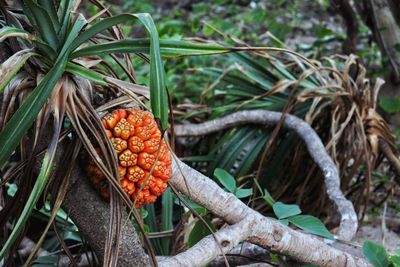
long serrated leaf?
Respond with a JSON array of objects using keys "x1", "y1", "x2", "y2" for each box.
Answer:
[
  {"x1": 161, "y1": 187, "x2": 173, "y2": 255},
  {"x1": 237, "y1": 133, "x2": 268, "y2": 177},
  {"x1": 57, "y1": 0, "x2": 73, "y2": 40},
  {"x1": 230, "y1": 52, "x2": 277, "y2": 89},
  {"x1": 65, "y1": 62, "x2": 107, "y2": 86},
  {"x1": 37, "y1": 0, "x2": 61, "y2": 33},
  {"x1": 210, "y1": 127, "x2": 257, "y2": 173},
  {"x1": 144, "y1": 205, "x2": 164, "y2": 254},
  {"x1": 23, "y1": 0, "x2": 60, "y2": 51},
  {"x1": 0, "y1": 26, "x2": 34, "y2": 42},
  {"x1": 137, "y1": 13, "x2": 168, "y2": 130},
  {"x1": 71, "y1": 38, "x2": 229, "y2": 58},
  {"x1": 71, "y1": 13, "x2": 168, "y2": 129},
  {"x1": 0, "y1": 59, "x2": 66, "y2": 169},
  {"x1": 0, "y1": 49, "x2": 36, "y2": 94},
  {"x1": 0, "y1": 15, "x2": 86, "y2": 169},
  {"x1": 0, "y1": 151, "x2": 56, "y2": 259}
]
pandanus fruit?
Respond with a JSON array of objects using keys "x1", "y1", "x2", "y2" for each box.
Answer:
[{"x1": 87, "y1": 107, "x2": 171, "y2": 208}]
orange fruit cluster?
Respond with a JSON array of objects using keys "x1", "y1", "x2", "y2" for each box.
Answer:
[{"x1": 87, "y1": 108, "x2": 171, "y2": 208}]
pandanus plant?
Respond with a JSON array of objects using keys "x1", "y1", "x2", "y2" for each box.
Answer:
[
  {"x1": 0, "y1": 0, "x2": 229, "y2": 265},
  {"x1": 182, "y1": 46, "x2": 398, "y2": 218}
]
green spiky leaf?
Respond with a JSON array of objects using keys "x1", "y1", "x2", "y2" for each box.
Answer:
[
  {"x1": 0, "y1": 49, "x2": 36, "y2": 94},
  {"x1": 71, "y1": 38, "x2": 229, "y2": 58},
  {"x1": 0, "y1": 151, "x2": 56, "y2": 259}
]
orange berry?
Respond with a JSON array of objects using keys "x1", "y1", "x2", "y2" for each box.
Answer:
[
  {"x1": 102, "y1": 113, "x2": 119, "y2": 130},
  {"x1": 128, "y1": 136, "x2": 144, "y2": 153},
  {"x1": 119, "y1": 149, "x2": 137, "y2": 167},
  {"x1": 111, "y1": 138, "x2": 128, "y2": 154},
  {"x1": 137, "y1": 152, "x2": 156, "y2": 171},
  {"x1": 126, "y1": 166, "x2": 145, "y2": 182},
  {"x1": 111, "y1": 109, "x2": 127, "y2": 120},
  {"x1": 113, "y1": 119, "x2": 135, "y2": 140},
  {"x1": 153, "y1": 161, "x2": 170, "y2": 180},
  {"x1": 119, "y1": 166, "x2": 126, "y2": 179},
  {"x1": 146, "y1": 176, "x2": 167, "y2": 196},
  {"x1": 143, "y1": 138, "x2": 160, "y2": 154}
]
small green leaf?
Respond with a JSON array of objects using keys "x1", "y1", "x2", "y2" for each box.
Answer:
[
  {"x1": 254, "y1": 179, "x2": 275, "y2": 206},
  {"x1": 288, "y1": 215, "x2": 334, "y2": 240},
  {"x1": 214, "y1": 168, "x2": 236, "y2": 193},
  {"x1": 395, "y1": 248, "x2": 400, "y2": 256},
  {"x1": 390, "y1": 255, "x2": 400, "y2": 267},
  {"x1": 379, "y1": 96, "x2": 400, "y2": 113},
  {"x1": 235, "y1": 188, "x2": 253, "y2": 198},
  {"x1": 173, "y1": 195, "x2": 204, "y2": 210},
  {"x1": 6, "y1": 183, "x2": 17, "y2": 197},
  {"x1": 263, "y1": 189, "x2": 275, "y2": 206},
  {"x1": 279, "y1": 219, "x2": 289, "y2": 226},
  {"x1": 363, "y1": 241, "x2": 390, "y2": 267},
  {"x1": 273, "y1": 201, "x2": 301, "y2": 219}
]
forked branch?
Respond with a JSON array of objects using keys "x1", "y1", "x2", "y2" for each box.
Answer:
[
  {"x1": 174, "y1": 110, "x2": 358, "y2": 241},
  {"x1": 161, "y1": 158, "x2": 368, "y2": 267}
]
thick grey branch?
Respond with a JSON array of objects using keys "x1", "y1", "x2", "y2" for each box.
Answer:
[
  {"x1": 174, "y1": 110, "x2": 357, "y2": 241},
  {"x1": 167, "y1": 158, "x2": 368, "y2": 266},
  {"x1": 159, "y1": 218, "x2": 253, "y2": 267}
]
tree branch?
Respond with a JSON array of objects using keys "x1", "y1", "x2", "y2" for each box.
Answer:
[
  {"x1": 174, "y1": 110, "x2": 358, "y2": 241},
  {"x1": 330, "y1": 0, "x2": 359, "y2": 54},
  {"x1": 164, "y1": 158, "x2": 368, "y2": 267}
]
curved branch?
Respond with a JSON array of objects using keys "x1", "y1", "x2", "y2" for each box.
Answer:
[
  {"x1": 166, "y1": 158, "x2": 368, "y2": 266},
  {"x1": 160, "y1": 159, "x2": 368, "y2": 267},
  {"x1": 159, "y1": 218, "x2": 253, "y2": 266},
  {"x1": 174, "y1": 110, "x2": 358, "y2": 241}
]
